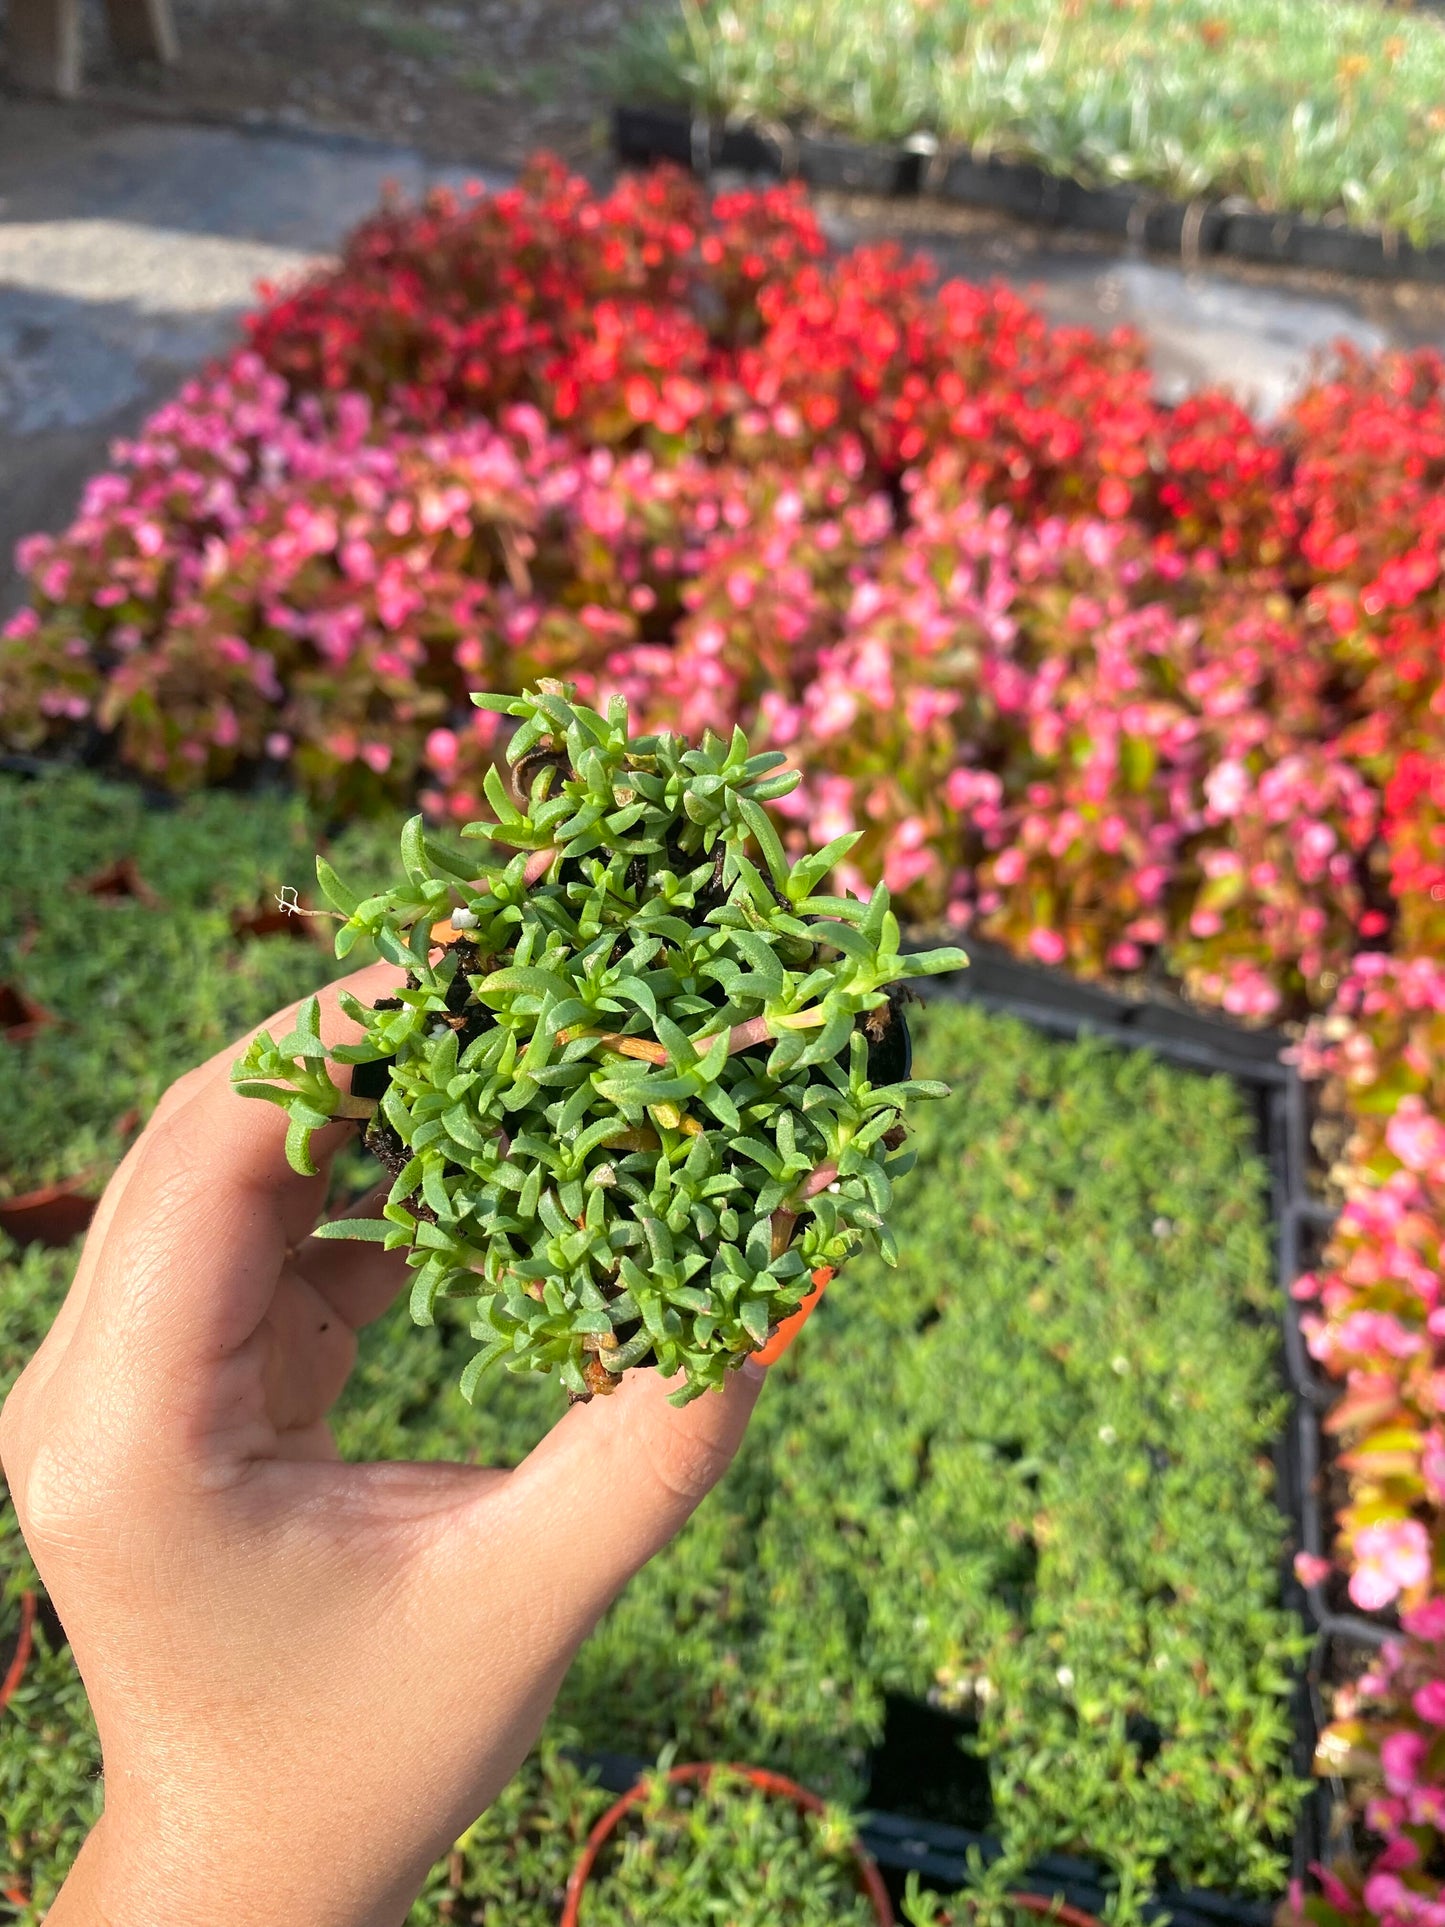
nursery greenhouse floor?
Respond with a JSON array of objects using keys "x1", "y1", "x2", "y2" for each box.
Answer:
[{"x1": 0, "y1": 782, "x2": 1310, "y2": 1917}]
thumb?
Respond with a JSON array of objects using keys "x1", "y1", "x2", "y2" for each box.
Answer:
[{"x1": 508, "y1": 1358, "x2": 767, "y2": 1618}]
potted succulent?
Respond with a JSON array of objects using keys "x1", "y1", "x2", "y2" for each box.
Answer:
[
  {"x1": 234, "y1": 682, "x2": 965, "y2": 1405},
  {"x1": 561, "y1": 1759, "x2": 894, "y2": 1925}
]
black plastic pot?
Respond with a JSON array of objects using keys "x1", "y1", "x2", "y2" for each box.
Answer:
[
  {"x1": 611, "y1": 103, "x2": 1445, "y2": 285},
  {"x1": 797, "y1": 133, "x2": 923, "y2": 198}
]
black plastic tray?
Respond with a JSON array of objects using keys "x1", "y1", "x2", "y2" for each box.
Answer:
[
  {"x1": 575, "y1": 942, "x2": 1385, "y2": 1919},
  {"x1": 909, "y1": 950, "x2": 1390, "y2": 1909},
  {"x1": 614, "y1": 103, "x2": 1445, "y2": 285}
]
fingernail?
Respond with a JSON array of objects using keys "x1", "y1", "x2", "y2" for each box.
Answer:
[{"x1": 742, "y1": 1355, "x2": 769, "y2": 1383}]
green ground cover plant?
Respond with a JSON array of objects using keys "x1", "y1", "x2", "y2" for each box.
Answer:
[
  {"x1": 236, "y1": 685, "x2": 963, "y2": 1406},
  {"x1": 0, "y1": 771, "x2": 396, "y2": 1200},
  {"x1": 900, "y1": 1870, "x2": 1070, "y2": 1927},
  {"x1": 573, "y1": 1764, "x2": 880, "y2": 1925},
  {"x1": 0, "y1": 1001, "x2": 1306, "y2": 1917},
  {"x1": 617, "y1": 0, "x2": 1445, "y2": 241},
  {"x1": 0, "y1": 1239, "x2": 101, "y2": 1917}
]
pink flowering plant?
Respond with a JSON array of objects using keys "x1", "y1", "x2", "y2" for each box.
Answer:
[{"x1": 6, "y1": 157, "x2": 1445, "y2": 1910}]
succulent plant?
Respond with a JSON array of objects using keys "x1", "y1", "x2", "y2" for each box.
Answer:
[{"x1": 233, "y1": 684, "x2": 964, "y2": 1405}]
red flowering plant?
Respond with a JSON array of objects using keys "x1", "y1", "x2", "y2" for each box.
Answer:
[{"x1": 6, "y1": 158, "x2": 1445, "y2": 1912}]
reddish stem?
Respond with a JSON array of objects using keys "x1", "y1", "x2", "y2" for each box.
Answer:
[
  {"x1": 798, "y1": 1161, "x2": 839, "y2": 1200},
  {"x1": 0, "y1": 1591, "x2": 36, "y2": 1717}
]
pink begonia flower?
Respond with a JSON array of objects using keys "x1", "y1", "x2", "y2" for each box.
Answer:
[
  {"x1": 265, "y1": 733, "x2": 292, "y2": 760},
  {"x1": 2, "y1": 606, "x2": 40, "y2": 640},
  {"x1": 360, "y1": 743, "x2": 393, "y2": 775},
  {"x1": 808, "y1": 684, "x2": 859, "y2": 739},
  {"x1": 14, "y1": 532, "x2": 52, "y2": 573},
  {"x1": 1221, "y1": 967, "x2": 1282, "y2": 1021},
  {"x1": 425, "y1": 728, "x2": 459, "y2": 770},
  {"x1": 1410, "y1": 1587, "x2": 1445, "y2": 1634},
  {"x1": 1413, "y1": 1679, "x2": 1445, "y2": 1726},
  {"x1": 1204, "y1": 758, "x2": 1250, "y2": 818},
  {"x1": 758, "y1": 690, "x2": 802, "y2": 747},
  {"x1": 1364, "y1": 1871, "x2": 1445, "y2": 1927},
  {"x1": 810, "y1": 777, "x2": 857, "y2": 847},
  {"x1": 906, "y1": 685, "x2": 957, "y2": 735},
  {"x1": 1381, "y1": 1728, "x2": 1429, "y2": 1795},
  {"x1": 885, "y1": 846, "x2": 936, "y2": 894},
  {"x1": 1387, "y1": 1096, "x2": 1445, "y2": 1179},
  {"x1": 1423, "y1": 1430, "x2": 1445, "y2": 1503},
  {"x1": 1316, "y1": 1868, "x2": 1359, "y2": 1914},
  {"x1": 1029, "y1": 928, "x2": 1067, "y2": 966},
  {"x1": 1350, "y1": 1519, "x2": 1432, "y2": 1611},
  {"x1": 1293, "y1": 1552, "x2": 1332, "y2": 1589},
  {"x1": 1314, "y1": 1310, "x2": 1424, "y2": 1363}
]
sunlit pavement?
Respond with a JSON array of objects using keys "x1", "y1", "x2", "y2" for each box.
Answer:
[{"x1": 0, "y1": 97, "x2": 497, "y2": 609}]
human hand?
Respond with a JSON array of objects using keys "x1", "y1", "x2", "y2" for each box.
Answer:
[{"x1": 0, "y1": 964, "x2": 768, "y2": 1927}]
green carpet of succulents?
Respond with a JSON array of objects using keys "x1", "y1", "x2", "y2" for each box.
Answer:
[
  {"x1": 0, "y1": 773, "x2": 1308, "y2": 1920},
  {"x1": 0, "y1": 770, "x2": 402, "y2": 1199}
]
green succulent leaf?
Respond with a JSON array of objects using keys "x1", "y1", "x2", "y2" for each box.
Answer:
[{"x1": 233, "y1": 683, "x2": 962, "y2": 1404}]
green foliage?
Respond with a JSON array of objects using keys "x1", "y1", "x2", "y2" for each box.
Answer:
[
  {"x1": 0, "y1": 1004, "x2": 1306, "y2": 1915},
  {"x1": 326, "y1": 1001, "x2": 1306, "y2": 1910},
  {"x1": 0, "y1": 771, "x2": 393, "y2": 1196},
  {"x1": 617, "y1": 0, "x2": 1445, "y2": 243},
  {"x1": 576, "y1": 1765, "x2": 879, "y2": 1926},
  {"x1": 407, "y1": 1735, "x2": 612, "y2": 1927},
  {"x1": 547, "y1": 1003, "x2": 1310, "y2": 1905},
  {"x1": 235, "y1": 686, "x2": 963, "y2": 1405},
  {"x1": 0, "y1": 1239, "x2": 97, "y2": 1916},
  {"x1": 0, "y1": 1598, "x2": 102, "y2": 1921},
  {"x1": 900, "y1": 1867, "x2": 1060, "y2": 1927}
]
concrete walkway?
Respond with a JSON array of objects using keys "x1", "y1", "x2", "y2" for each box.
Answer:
[
  {"x1": 0, "y1": 98, "x2": 498, "y2": 606},
  {"x1": 2, "y1": 95, "x2": 1443, "y2": 609}
]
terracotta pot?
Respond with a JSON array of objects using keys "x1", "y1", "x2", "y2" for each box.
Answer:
[
  {"x1": 754, "y1": 1265, "x2": 835, "y2": 1367},
  {"x1": 945, "y1": 1896, "x2": 1105, "y2": 1927},
  {"x1": 561, "y1": 1760, "x2": 894, "y2": 1927},
  {"x1": 0, "y1": 1174, "x2": 100, "y2": 1248},
  {"x1": 75, "y1": 857, "x2": 160, "y2": 907},
  {"x1": 0, "y1": 1108, "x2": 142, "y2": 1248},
  {"x1": 0, "y1": 983, "x2": 53, "y2": 1046},
  {"x1": 0, "y1": 1590, "x2": 37, "y2": 1718}
]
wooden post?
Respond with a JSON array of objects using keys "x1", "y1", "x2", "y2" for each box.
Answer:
[
  {"x1": 101, "y1": 0, "x2": 180, "y2": 65},
  {"x1": 6, "y1": 0, "x2": 84, "y2": 97}
]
